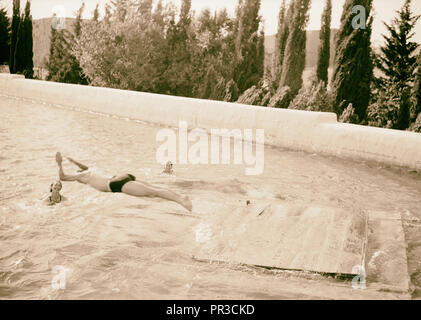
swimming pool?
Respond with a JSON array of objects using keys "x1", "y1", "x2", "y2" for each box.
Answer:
[{"x1": 1, "y1": 94, "x2": 420, "y2": 299}]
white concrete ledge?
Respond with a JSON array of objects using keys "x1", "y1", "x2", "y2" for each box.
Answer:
[{"x1": 1, "y1": 74, "x2": 421, "y2": 171}]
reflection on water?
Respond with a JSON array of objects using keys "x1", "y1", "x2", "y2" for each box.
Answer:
[{"x1": 1, "y1": 94, "x2": 421, "y2": 299}]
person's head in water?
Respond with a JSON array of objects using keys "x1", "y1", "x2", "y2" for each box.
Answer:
[
  {"x1": 49, "y1": 181, "x2": 63, "y2": 204},
  {"x1": 50, "y1": 181, "x2": 62, "y2": 193},
  {"x1": 163, "y1": 161, "x2": 174, "y2": 174}
]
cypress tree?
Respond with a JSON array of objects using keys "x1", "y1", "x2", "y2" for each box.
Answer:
[
  {"x1": 272, "y1": 0, "x2": 287, "y2": 86},
  {"x1": 233, "y1": 0, "x2": 263, "y2": 93},
  {"x1": 14, "y1": 1, "x2": 33, "y2": 78},
  {"x1": 13, "y1": 13, "x2": 25, "y2": 74},
  {"x1": 9, "y1": 0, "x2": 20, "y2": 74},
  {"x1": 74, "y1": 2, "x2": 85, "y2": 38},
  {"x1": 332, "y1": 0, "x2": 373, "y2": 121},
  {"x1": 46, "y1": 26, "x2": 58, "y2": 80},
  {"x1": 376, "y1": 0, "x2": 419, "y2": 91},
  {"x1": 279, "y1": 0, "x2": 311, "y2": 97},
  {"x1": 256, "y1": 27, "x2": 265, "y2": 80},
  {"x1": 104, "y1": 3, "x2": 112, "y2": 25},
  {"x1": 412, "y1": 52, "x2": 421, "y2": 122},
  {"x1": 397, "y1": 87, "x2": 411, "y2": 130},
  {"x1": 92, "y1": 3, "x2": 100, "y2": 22},
  {"x1": 0, "y1": 7, "x2": 10, "y2": 65},
  {"x1": 24, "y1": 1, "x2": 33, "y2": 78},
  {"x1": 316, "y1": 0, "x2": 332, "y2": 86},
  {"x1": 164, "y1": 0, "x2": 195, "y2": 97},
  {"x1": 46, "y1": 2, "x2": 87, "y2": 84}
]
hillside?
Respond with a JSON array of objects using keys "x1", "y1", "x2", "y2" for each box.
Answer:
[{"x1": 264, "y1": 29, "x2": 338, "y2": 71}]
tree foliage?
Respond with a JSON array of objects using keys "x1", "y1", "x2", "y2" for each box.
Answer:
[
  {"x1": 376, "y1": 0, "x2": 419, "y2": 91},
  {"x1": 9, "y1": 0, "x2": 20, "y2": 74},
  {"x1": 47, "y1": 3, "x2": 87, "y2": 84},
  {"x1": 279, "y1": 0, "x2": 311, "y2": 97},
  {"x1": 14, "y1": 0, "x2": 33, "y2": 78},
  {"x1": 371, "y1": 0, "x2": 419, "y2": 131},
  {"x1": 289, "y1": 81, "x2": 333, "y2": 112},
  {"x1": 332, "y1": 0, "x2": 373, "y2": 121},
  {"x1": 411, "y1": 52, "x2": 421, "y2": 123},
  {"x1": 339, "y1": 103, "x2": 360, "y2": 124},
  {"x1": 233, "y1": 0, "x2": 264, "y2": 94},
  {"x1": 271, "y1": 0, "x2": 289, "y2": 89},
  {"x1": 367, "y1": 85, "x2": 400, "y2": 129},
  {"x1": 316, "y1": 0, "x2": 332, "y2": 85},
  {"x1": 0, "y1": 7, "x2": 10, "y2": 65}
]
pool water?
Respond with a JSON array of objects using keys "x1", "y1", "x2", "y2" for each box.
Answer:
[{"x1": 1, "y1": 94, "x2": 420, "y2": 299}]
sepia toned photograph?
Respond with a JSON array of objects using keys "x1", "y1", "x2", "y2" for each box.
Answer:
[{"x1": 0, "y1": 0, "x2": 420, "y2": 304}]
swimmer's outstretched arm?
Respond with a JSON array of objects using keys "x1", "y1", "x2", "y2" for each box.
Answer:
[
  {"x1": 56, "y1": 152, "x2": 86, "y2": 182},
  {"x1": 66, "y1": 156, "x2": 89, "y2": 172}
]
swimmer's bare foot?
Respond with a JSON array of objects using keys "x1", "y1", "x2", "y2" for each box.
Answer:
[{"x1": 181, "y1": 196, "x2": 193, "y2": 212}]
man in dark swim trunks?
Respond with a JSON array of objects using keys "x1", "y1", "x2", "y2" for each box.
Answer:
[{"x1": 55, "y1": 152, "x2": 192, "y2": 211}]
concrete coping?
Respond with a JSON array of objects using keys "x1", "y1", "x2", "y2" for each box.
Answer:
[{"x1": 1, "y1": 76, "x2": 420, "y2": 172}]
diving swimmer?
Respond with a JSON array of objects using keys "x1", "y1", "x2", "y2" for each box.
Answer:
[{"x1": 55, "y1": 152, "x2": 192, "y2": 211}]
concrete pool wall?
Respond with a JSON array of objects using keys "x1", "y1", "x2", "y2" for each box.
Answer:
[{"x1": 1, "y1": 73, "x2": 421, "y2": 171}]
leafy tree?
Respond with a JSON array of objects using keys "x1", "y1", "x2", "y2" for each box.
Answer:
[
  {"x1": 332, "y1": 0, "x2": 373, "y2": 121},
  {"x1": 196, "y1": 8, "x2": 236, "y2": 99},
  {"x1": 73, "y1": 0, "x2": 177, "y2": 92},
  {"x1": 9, "y1": 0, "x2": 20, "y2": 74},
  {"x1": 0, "y1": 7, "x2": 10, "y2": 65},
  {"x1": 316, "y1": 0, "x2": 332, "y2": 86},
  {"x1": 279, "y1": 0, "x2": 312, "y2": 97},
  {"x1": 163, "y1": 0, "x2": 200, "y2": 97}
]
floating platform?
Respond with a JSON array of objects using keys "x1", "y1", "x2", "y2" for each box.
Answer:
[
  {"x1": 192, "y1": 202, "x2": 411, "y2": 296},
  {"x1": 193, "y1": 202, "x2": 368, "y2": 276},
  {"x1": 365, "y1": 211, "x2": 410, "y2": 293}
]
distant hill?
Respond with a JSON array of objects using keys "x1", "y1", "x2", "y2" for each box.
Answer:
[
  {"x1": 33, "y1": 17, "x2": 77, "y2": 68},
  {"x1": 264, "y1": 29, "x2": 339, "y2": 71}
]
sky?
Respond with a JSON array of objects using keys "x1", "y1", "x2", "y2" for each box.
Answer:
[{"x1": 1, "y1": 0, "x2": 420, "y2": 45}]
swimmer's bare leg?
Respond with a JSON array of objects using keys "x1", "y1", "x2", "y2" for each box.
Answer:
[{"x1": 122, "y1": 181, "x2": 193, "y2": 212}]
